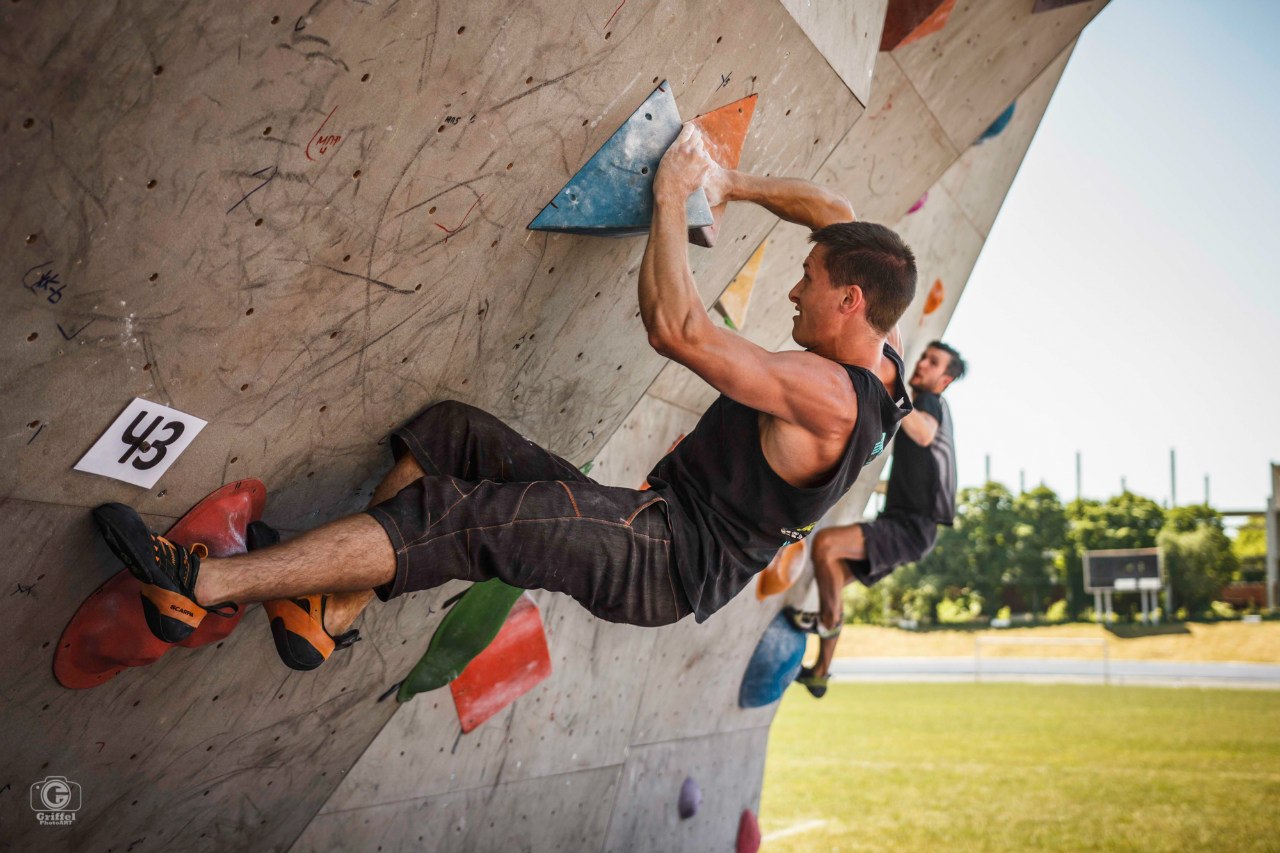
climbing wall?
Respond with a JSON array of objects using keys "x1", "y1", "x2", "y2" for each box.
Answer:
[{"x1": 0, "y1": 1, "x2": 1105, "y2": 851}]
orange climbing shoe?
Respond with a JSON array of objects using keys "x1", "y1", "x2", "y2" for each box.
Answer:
[
  {"x1": 249, "y1": 522, "x2": 360, "y2": 672},
  {"x1": 264, "y1": 595, "x2": 361, "y2": 671},
  {"x1": 92, "y1": 503, "x2": 238, "y2": 643}
]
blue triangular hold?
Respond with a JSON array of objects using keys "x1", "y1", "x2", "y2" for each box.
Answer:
[{"x1": 528, "y1": 80, "x2": 714, "y2": 237}]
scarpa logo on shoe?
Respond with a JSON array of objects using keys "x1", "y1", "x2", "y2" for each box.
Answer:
[{"x1": 30, "y1": 775, "x2": 81, "y2": 826}]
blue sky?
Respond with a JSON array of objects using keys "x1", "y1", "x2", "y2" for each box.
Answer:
[{"x1": 944, "y1": 0, "x2": 1280, "y2": 511}]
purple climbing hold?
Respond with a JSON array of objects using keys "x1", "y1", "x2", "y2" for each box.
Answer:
[
  {"x1": 907, "y1": 191, "x2": 928, "y2": 214},
  {"x1": 678, "y1": 776, "x2": 702, "y2": 819}
]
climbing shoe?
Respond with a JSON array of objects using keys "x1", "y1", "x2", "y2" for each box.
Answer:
[
  {"x1": 252, "y1": 521, "x2": 361, "y2": 672},
  {"x1": 782, "y1": 606, "x2": 843, "y2": 640},
  {"x1": 795, "y1": 665, "x2": 829, "y2": 699},
  {"x1": 92, "y1": 502, "x2": 237, "y2": 644},
  {"x1": 264, "y1": 595, "x2": 361, "y2": 671}
]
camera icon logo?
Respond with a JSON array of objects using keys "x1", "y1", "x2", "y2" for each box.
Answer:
[{"x1": 30, "y1": 776, "x2": 81, "y2": 825}]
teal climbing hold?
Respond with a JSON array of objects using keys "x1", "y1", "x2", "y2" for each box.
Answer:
[
  {"x1": 527, "y1": 80, "x2": 714, "y2": 237},
  {"x1": 398, "y1": 579, "x2": 524, "y2": 701},
  {"x1": 977, "y1": 102, "x2": 1016, "y2": 143}
]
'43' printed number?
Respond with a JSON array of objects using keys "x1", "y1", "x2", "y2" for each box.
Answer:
[{"x1": 118, "y1": 411, "x2": 186, "y2": 470}]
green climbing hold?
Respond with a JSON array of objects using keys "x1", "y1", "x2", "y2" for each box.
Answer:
[{"x1": 398, "y1": 579, "x2": 524, "y2": 702}]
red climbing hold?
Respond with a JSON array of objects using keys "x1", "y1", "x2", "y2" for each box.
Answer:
[
  {"x1": 449, "y1": 593, "x2": 552, "y2": 732},
  {"x1": 907, "y1": 191, "x2": 928, "y2": 214},
  {"x1": 736, "y1": 808, "x2": 761, "y2": 853},
  {"x1": 688, "y1": 93, "x2": 758, "y2": 248},
  {"x1": 881, "y1": 0, "x2": 956, "y2": 51},
  {"x1": 53, "y1": 479, "x2": 266, "y2": 689}
]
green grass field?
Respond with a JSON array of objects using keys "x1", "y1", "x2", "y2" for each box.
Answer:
[{"x1": 760, "y1": 683, "x2": 1280, "y2": 853}]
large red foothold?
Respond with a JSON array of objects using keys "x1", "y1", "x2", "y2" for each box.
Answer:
[
  {"x1": 756, "y1": 540, "x2": 806, "y2": 600},
  {"x1": 736, "y1": 808, "x2": 761, "y2": 853},
  {"x1": 449, "y1": 594, "x2": 552, "y2": 733},
  {"x1": 688, "y1": 94, "x2": 758, "y2": 248},
  {"x1": 53, "y1": 479, "x2": 266, "y2": 689},
  {"x1": 880, "y1": 0, "x2": 956, "y2": 51}
]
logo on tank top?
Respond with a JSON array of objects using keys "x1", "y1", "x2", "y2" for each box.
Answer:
[
  {"x1": 780, "y1": 521, "x2": 816, "y2": 542},
  {"x1": 866, "y1": 432, "x2": 886, "y2": 464}
]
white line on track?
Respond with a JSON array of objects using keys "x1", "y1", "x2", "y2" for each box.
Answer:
[{"x1": 761, "y1": 818, "x2": 829, "y2": 843}]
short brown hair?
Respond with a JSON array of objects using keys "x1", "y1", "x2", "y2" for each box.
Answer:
[{"x1": 808, "y1": 222, "x2": 916, "y2": 333}]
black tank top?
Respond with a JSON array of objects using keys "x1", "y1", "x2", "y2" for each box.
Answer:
[{"x1": 647, "y1": 345, "x2": 911, "y2": 621}]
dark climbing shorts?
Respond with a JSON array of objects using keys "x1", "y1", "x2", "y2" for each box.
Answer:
[
  {"x1": 846, "y1": 510, "x2": 938, "y2": 587},
  {"x1": 365, "y1": 401, "x2": 692, "y2": 627}
]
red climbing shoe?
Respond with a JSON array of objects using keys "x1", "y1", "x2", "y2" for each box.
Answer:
[
  {"x1": 251, "y1": 521, "x2": 360, "y2": 671},
  {"x1": 92, "y1": 502, "x2": 237, "y2": 643}
]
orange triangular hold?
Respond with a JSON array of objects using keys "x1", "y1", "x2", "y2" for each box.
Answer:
[
  {"x1": 688, "y1": 94, "x2": 758, "y2": 248},
  {"x1": 715, "y1": 241, "x2": 767, "y2": 330},
  {"x1": 449, "y1": 594, "x2": 552, "y2": 733},
  {"x1": 756, "y1": 540, "x2": 806, "y2": 600}
]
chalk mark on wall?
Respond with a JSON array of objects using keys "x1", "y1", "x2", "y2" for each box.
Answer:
[{"x1": 227, "y1": 166, "x2": 278, "y2": 214}]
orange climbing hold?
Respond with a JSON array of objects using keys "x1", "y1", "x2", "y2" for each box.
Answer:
[
  {"x1": 688, "y1": 93, "x2": 758, "y2": 248},
  {"x1": 53, "y1": 479, "x2": 266, "y2": 689},
  {"x1": 922, "y1": 278, "x2": 945, "y2": 317},
  {"x1": 756, "y1": 540, "x2": 806, "y2": 600},
  {"x1": 449, "y1": 594, "x2": 552, "y2": 733}
]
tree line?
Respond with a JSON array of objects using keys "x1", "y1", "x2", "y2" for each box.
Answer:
[{"x1": 845, "y1": 482, "x2": 1262, "y2": 625}]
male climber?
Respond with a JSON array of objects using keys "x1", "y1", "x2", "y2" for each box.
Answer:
[
  {"x1": 90, "y1": 123, "x2": 916, "y2": 672},
  {"x1": 795, "y1": 341, "x2": 964, "y2": 697}
]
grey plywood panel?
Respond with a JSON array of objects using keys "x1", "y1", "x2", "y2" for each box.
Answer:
[
  {"x1": 591, "y1": 393, "x2": 704, "y2": 490},
  {"x1": 630, "y1": 583, "x2": 781, "y2": 745},
  {"x1": 816, "y1": 54, "x2": 958, "y2": 226},
  {"x1": 0, "y1": 496, "x2": 470, "y2": 853},
  {"x1": 603, "y1": 726, "x2": 770, "y2": 853},
  {"x1": 1, "y1": 0, "x2": 860, "y2": 530},
  {"x1": 317, "y1": 591, "x2": 656, "y2": 812},
  {"x1": 778, "y1": 0, "x2": 888, "y2": 106},
  {"x1": 939, "y1": 42, "x2": 1074, "y2": 238},
  {"x1": 291, "y1": 765, "x2": 621, "y2": 853},
  {"x1": 890, "y1": 179, "x2": 985, "y2": 345},
  {"x1": 891, "y1": 0, "x2": 1106, "y2": 149}
]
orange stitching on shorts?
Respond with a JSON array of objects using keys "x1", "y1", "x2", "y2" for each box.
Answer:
[
  {"x1": 625, "y1": 497, "x2": 663, "y2": 527},
  {"x1": 511, "y1": 482, "x2": 536, "y2": 522},
  {"x1": 403, "y1": 517, "x2": 672, "y2": 550},
  {"x1": 558, "y1": 481, "x2": 581, "y2": 517}
]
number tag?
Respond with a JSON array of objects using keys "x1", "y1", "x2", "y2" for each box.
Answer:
[{"x1": 75, "y1": 398, "x2": 207, "y2": 488}]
